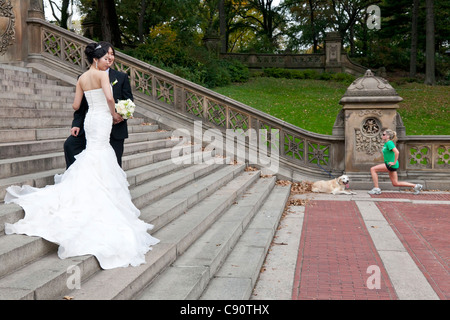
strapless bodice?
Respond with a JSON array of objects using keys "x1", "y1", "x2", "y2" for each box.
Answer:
[{"x1": 83, "y1": 88, "x2": 113, "y2": 150}]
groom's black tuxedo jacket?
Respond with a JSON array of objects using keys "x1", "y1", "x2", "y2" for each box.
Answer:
[{"x1": 72, "y1": 68, "x2": 133, "y2": 140}]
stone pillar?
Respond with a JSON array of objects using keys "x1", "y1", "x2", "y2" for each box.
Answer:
[
  {"x1": 338, "y1": 70, "x2": 404, "y2": 173},
  {"x1": 324, "y1": 32, "x2": 342, "y2": 73},
  {"x1": 203, "y1": 33, "x2": 221, "y2": 57},
  {"x1": 0, "y1": 0, "x2": 43, "y2": 63}
]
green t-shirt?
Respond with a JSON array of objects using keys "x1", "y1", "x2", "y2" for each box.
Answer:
[{"x1": 382, "y1": 140, "x2": 399, "y2": 169}]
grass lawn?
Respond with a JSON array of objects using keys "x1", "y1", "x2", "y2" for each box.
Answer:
[{"x1": 213, "y1": 77, "x2": 450, "y2": 136}]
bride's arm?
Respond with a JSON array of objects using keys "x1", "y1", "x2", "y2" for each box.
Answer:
[
  {"x1": 72, "y1": 81, "x2": 84, "y2": 111},
  {"x1": 101, "y1": 72, "x2": 116, "y2": 116}
]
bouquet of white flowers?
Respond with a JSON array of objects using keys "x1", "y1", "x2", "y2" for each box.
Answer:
[{"x1": 115, "y1": 99, "x2": 136, "y2": 119}]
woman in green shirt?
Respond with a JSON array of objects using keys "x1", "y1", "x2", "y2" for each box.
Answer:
[{"x1": 368, "y1": 129, "x2": 423, "y2": 195}]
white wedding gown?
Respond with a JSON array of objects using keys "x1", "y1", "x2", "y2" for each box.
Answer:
[{"x1": 4, "y1": 88, "x2": 159, "y2": 269}]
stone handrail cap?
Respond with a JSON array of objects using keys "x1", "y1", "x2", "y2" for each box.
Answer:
[{"x1": 339, "y1": 69, "x2": 403, "y2": 104}]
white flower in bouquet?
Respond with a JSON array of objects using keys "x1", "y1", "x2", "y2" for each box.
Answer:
[{"x1": 115, "y1": 99, "x2": 136, "y2": 119}]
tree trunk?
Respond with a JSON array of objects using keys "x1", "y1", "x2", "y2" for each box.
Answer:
[
  {"x1": 97, "y1": 0, "x2": 123, "y2": 49},
  {"x1": 48, "y1": 0, "x2": 70, "y2": 29},
  {"x1": 410, "y1": 0, "x2": 419, "y2": 77},
  {"x1": 219, "y1": 0, "x2": 227, "y2": 53},
  {"x1": 138, "y1": 0, "x2": 148, "y2": 43},
  {"x1": 308, "y1": 0, "x2": 317, "y2": 53},
  {"x1": 425, "y1": 0, "x2": 435, "y2": 85},
  {"x1": 60, "y1": 0, "x2": 69, "y2": 29}
]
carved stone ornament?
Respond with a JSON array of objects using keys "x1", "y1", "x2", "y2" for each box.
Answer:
[
  {"x1": 355, "y1": 118, "x2": 383, "y2": 155},
  {"x1": 358, "y1": 109, "x2": 382, "y2": 117},
  {"x1": 329, "y1": 44, "x2": 338, "y2": 61},
  {"x1": 0, "y1": 0, "x2": 15, "y2": 56},
  {"x1": 339, "y1": 70, "x2": 403, "y2": 104}
]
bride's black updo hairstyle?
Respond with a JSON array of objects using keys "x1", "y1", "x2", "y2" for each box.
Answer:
[{"x1": 85, "y1": 42, "x2": 108, "y2": 64}]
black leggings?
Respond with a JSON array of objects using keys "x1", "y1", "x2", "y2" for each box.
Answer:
[{"x1": 385, "y1": 162, "x2": 398, "y2": 172}]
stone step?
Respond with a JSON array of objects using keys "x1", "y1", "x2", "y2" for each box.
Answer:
[
  {"x1": 0, "y1": 99, "x2": 73, "y2": 110},
  {"x1": 0, "y1": 151, "x2": 205, "y2": 234},
  {"x1": 0, "y1": 85, "x2": 75, "y2": 99},
  {"x1": 136, "y1": 174, "x2": 273, "y2": 300},
  {"x1": 0, "y1": 131, "x2": 171, "y2": 159},
  {"x1": 0, "y1": 249, "x2": 100, "y2": 300},
  {"x1": 0, "y1": 80, "x2": 75, "y2": 93},
  {"x1": 0, "y1": 152, "x2": 66, "y2": 179},
  {"x1": 0, "y1": 165, "x2": 252, "y2": 300},
  {"x1": 0, "y1": 75, "x2": 60, "y2": 87},
  {"x1": 0, "y1": 168, "x2": 63, "y2": 207},
  {"x1": 123, "y1": 137, "x2": 182, "y2": 159},
  {"x1": 0, "y1": 107, "x2": 74, "y2": 119},
  {"x1": 0, "y1": 149, "x2": 200, "y2": 207},
  {"x1": 0, "y1": 160, "x2": 221, "y2": 281},
  {"x1": 126, "y1": 130, "x2": 172, "y2": 144},
  {"x1": 130, "y1": 163, "x2": 221, "y2": 210},
  {"x1": 0, "y1": 118, "x2": 71, "y2": 129},
  {"x1": 200, "y1": 183, "x2": 291, "y2": 300},
  {"x1": 122, "y1": 143, "x2": 201, "y2": 172},
  {"x1": 0, "y1": 142, "x2": 199, "y2": 180},
  {"x1": 0, "y1": 124, "x2": 159, "y2": 143},
  {"x1": 0, "y1": 65, "x2": 61, "y2": 86},
  {"x1": 65, "y1": 166, "x2": 255, "y2": 300},
  {"x1": 0, "y1": 117, "x2": 145, "y2": 129},
  {"x1": 0, "y1": 139, "x2": 66, "y2": 159},
  {"x1": 0, "y1": 92, "x2": 73, "y2": 103},
  {"x1": 0, "y1": 64, "x2": 33, "y2": 74},
  {"x1": 0, "y1": 127, "x2": 71, "y2": 143},
  {"x1": 140, "y1": 163, "x2": 242, "y2": 233}
]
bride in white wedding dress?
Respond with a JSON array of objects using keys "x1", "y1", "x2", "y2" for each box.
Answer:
[{"x1": 4, "y1": 43, "x2": 159, "y2": 270}]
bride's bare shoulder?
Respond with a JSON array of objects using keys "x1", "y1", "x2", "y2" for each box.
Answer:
[{"x1": 77, "y1": 69, "x2": 105, "y2": 91}]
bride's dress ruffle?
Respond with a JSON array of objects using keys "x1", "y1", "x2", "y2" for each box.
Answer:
[{"x1": 4, "y1": 88, "x2": 159, "y2": 269}]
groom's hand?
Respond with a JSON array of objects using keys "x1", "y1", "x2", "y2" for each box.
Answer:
[{"x1": 71, "y1": 127, "x2": 80, "y2": 137}]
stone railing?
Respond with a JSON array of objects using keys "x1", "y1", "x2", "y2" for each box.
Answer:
[
  {"x1": 220, "y1": 31, "x2": 368, "y2": 77},
  {"x1": 221, "y1": 53, "x2": 324, "y2": 70},
  {"x1": 401, "y1": 137, "x2": 450, "y2": 172},
  {"x1": 221, "y1": 52, "x2": 367, "y2": 76}
]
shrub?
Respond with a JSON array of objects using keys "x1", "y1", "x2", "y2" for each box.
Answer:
[
  {"x1": 222, "y1": 59, "x2": 250, "y2": 83},
  {"x1": 302, "y1": 69, "x2": 320, "y2": 79},
  {"x1": 261, "y1": 68, "x2": 355, "y2": 84},
  {"x1": 122, "y1": 23, "x2": 249, "y2": 88},
  {"x1": 331, "y1": 72, "x2": 356, "y2": 84}
]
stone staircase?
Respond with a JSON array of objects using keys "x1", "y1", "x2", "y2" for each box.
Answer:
[{"x1": 0, "y1": 64, "x2": 290, "y2": 300}]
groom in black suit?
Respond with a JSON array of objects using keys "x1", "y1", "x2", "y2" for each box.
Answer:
[{"x1": 64, "y1": 42, "x2": 133, "y2": 168}]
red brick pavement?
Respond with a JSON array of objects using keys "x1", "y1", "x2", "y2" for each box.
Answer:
[
  {"x1": 370, "y1": 192, "x2": 450, "y2": 201},
  {"x1": 376, "y1": 201, "x2": 450, "y2": 300},
  {"x1": 292, "y1": 200, "x2": 397, "y2": 300}
]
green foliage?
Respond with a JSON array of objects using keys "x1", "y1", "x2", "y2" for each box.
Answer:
[
  {"x1": 122, "y1": 24, "x2": 249, "y2": 88},
  {"x1": 261, "y1": 68, "x2": 355, "y2": 84}
]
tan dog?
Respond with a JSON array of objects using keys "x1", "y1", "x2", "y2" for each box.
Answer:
[{"x1": 311, "y1": 175, "x2": 356, "y2": 195}]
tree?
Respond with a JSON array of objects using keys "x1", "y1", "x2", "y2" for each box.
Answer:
[
  {"x1": 47, "y1": 0, "x2": 72, "y2": 29},
  {"x1": 284, "y1": 0, "x2": 329, "y2": 53},
  {"x1": 410, "y1": 0, "x2": 419, "y2": 77},
  {"x1": 234, "y1": 0, "x2": 285, "y2": 52},
  {"x1": 219, "y1": 0, "x2": 227, "y2": 52},
  {"x1": 327, "y1": 0, "x2": 379, "y2": 55},
  {"x1": 96, "y1": 1, "x2": 122, "y2": 48},
  {"x1": 425, "y1": 0, "x2": 435, "y2": 85}
]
